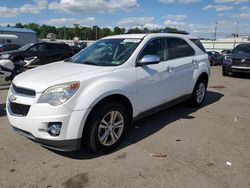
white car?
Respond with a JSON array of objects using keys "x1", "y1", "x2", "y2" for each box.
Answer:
[{"x1": 6, "y1": 33, "x2": 209, "y2": 153}]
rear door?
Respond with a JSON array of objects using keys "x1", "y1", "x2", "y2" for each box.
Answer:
[
  {"x1": 167, "y1": 37, "x2": 196, "y2": 97},
  {"x1": 46, "y1": 43, "x2": 61, "y2": 63}
]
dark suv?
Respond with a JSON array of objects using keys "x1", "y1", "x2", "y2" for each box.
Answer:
[
  {"x1": 0, "y1": 43, "x2": 21, "y2": 52},
  {"x1": 222, "y1": 43, "x2": 250, "y2": 76},
  {"x1": 0, "y1": 42, "x2": 73, "y2": 65}
]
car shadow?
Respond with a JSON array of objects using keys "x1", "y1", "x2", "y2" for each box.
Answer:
[
  {"x1": 0, "y1": 103, "x2": 6, "y2": 117},
  {"x1": 52, "y1": 90, "x2": 224, "y2": 160},
  {"x1": 230, "y1": 73, "x2": 250, "y2": 79}
]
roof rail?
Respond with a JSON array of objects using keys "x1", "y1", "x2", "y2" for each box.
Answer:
[{"x1": 161, "y1": 29, "x2": 189, "y2": 35}]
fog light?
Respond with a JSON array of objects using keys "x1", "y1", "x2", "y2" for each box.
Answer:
[{"x1": 48, "y1": 123, "x2": 62, "y2": 136}]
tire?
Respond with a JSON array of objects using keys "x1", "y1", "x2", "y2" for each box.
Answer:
[
  {"x1": 222, "y1": 67, "x2": 229, "y2": 76},
  {"x1": 190, "y1": 78, "x2": 207, "y2": 107},
  {"x1": 83, "y1": 101, "x2": 129, "y2": 154},
  {"x1": 210, "y1": 60, "x2": 215, "y2": 66}
]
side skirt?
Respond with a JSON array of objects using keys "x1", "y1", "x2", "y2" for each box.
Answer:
[{"x1": 133, "y1": 94, "x2": 192, "y2": 121}]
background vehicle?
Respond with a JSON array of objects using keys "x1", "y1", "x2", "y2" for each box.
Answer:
[
  {"x1": 70, "y1": 42, "x2": 87, "y2": 54},
  {"x1": 207, "y1": 51, "x2": 223, "y2": 66},
  {"x1": 222, "y1": 43, "x2": 250, "y2": 76},
  {"x1": 0, "y1": 56, "x2": 39, "y2": 81},
  {"x1": 0, "y1": 44, "x2": 21, "y2": 52},
  {"x1": 7, "y1": 33, "x2": 209, "y2": 154},
  {"x1": 221, "y1": 49, "x2": 232, "y2": 56},
  {"x1": 0, "y1": 42, "x2": 73, "y2": 65}
]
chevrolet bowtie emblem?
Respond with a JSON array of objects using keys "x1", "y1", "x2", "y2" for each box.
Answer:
[
  {"x1": 10, "y1": 95, "x2": 17, "y2": 102},
  {"x1": 241, "y1": 59, "x2": 246, "y2": 63}
]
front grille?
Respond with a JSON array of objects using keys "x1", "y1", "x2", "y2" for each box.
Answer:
[
  {"x1": 232, "y1": 58, "x2": 250, "y2": 67},
  {"x1": 12, "y1": 84, "x2": 36, "y2": 97},
  {"x1": 9, "y1": 102, "x2": 30, "y2": 116}
]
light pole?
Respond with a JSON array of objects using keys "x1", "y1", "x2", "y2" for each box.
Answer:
[
  {"x1": 233, "y1": 21, "x2": 239, "y2": 48},
  {"x1": 213, "y1": 21, "x2": 218, "y2": 51}
]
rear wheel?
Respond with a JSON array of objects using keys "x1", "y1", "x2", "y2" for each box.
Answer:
[
  {"x1": 190, "y1": 78, "x2": 207, "y2": 107},
  {"x1": 83, "y1": 101, "x2": 129, "y2": 154}
]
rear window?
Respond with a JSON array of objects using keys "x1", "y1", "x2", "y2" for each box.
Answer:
[{"x1": 190, "y1": 39, "x2": 206, "y2": 53}]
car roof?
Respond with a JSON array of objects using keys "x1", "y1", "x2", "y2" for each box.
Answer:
[{"x1": 104, "y1": 33, "x2": 198, "y2": 40}]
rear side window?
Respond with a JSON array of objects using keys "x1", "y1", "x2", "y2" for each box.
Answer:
[
  {"x1": 190, "y1": 39, "x2": 206, "y2": 53},
  {"x1": 55, "y1": 43, "x2": 70, "y2": 50},
  {"x1": 47, "y1": 43, "x2": 70, "y2": 51},
  {"x1": 139, "y1": 38, "x2": 169, "y2": 61},
  {"x1": 168, "y1": 38, "x2": 195, "y2": 59}
]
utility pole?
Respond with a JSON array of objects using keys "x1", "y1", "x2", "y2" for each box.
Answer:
[
  {"x1": 236, "y1": 21, "x2": 239, "y2": 37},
  {"x1": 63, "y1": 26, "x2": 66, "y2": 40},
  {"x1": 233, "y1": 21, "x2": 239, "y2": 48},
  {"x1": 213, "y1": 21, "x2": 218, "y2": 51},
  {"x1": 95, "y1": 26, "x2": 98, "y2": 40}
]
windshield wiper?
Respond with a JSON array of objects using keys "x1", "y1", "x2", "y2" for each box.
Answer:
[
  {"x1": 83, "y1": 61, "x2": 100, "y2": 66},
  {"x1": 64, "y1": 57, "x2": 73, "y2": 62}
]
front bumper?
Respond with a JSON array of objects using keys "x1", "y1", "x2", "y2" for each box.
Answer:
[
  {"x1": 6, "y1": 86, "x2": 91, "y2": 151},
  {"x1": 12, "y1": 126, "x2": 81, "y2": 151},
  {"x1": 223, "y1": 65, "x2": 250, "y2": 74}
]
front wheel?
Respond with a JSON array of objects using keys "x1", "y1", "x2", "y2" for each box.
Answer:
[
  {"x1": 222, "y1": 67, "x2": 229, "y2": 76},
  {"x1": 190, "y1": 78, "x2": 207, "y2": 107},
  {"x1": 83, "y1": 102, "x2": 129, "y2": 154}
]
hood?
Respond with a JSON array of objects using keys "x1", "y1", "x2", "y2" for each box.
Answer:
[
  {"x1": 228, "y1": 53, "x2": 250, "y2": 59},
  {"x1": 13, "y1": 61, "x2": 114, "y2": 93},
  {"x1": 0, "y1": 50, "x2": 23, "y2": 55}
]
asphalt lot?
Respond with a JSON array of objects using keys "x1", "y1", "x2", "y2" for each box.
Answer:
[{"x1": 0, "y1": 66, "x2": 249, "y2": 188}]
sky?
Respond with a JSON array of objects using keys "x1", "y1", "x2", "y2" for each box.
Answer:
[{"x1": 0, "y1": 0, "x2": 249, "y2": 38}]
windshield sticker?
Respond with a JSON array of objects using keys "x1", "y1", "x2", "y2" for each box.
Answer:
[{"x1": 121, "y1": 39, "x2": 141, "y2": 44}]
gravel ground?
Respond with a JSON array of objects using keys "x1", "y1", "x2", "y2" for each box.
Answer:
[{"x1": 0, "y1": 66, "x2": 249, "y2": 188}]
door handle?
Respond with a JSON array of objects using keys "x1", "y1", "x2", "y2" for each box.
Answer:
[{"x1": 192, "y1": 59, "x2": 197, "y2": 65}]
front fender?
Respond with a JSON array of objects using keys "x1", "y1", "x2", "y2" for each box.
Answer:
[{"x1": 65, "y1": 74, "x2": 137, "y2": 111}]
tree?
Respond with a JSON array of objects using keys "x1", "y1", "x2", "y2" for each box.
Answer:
[{"x1": 15, "y1": 23, "x2": 23, "y2": 28}]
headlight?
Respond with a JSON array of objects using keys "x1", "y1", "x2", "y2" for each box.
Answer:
[
  {"x1": 38, "y1": 82, "x2": 80, "y2": 106},
  {"x1": 223, "y1": 56, "x2": 232, "y2": 65},
  {"x1": 0, "y1": 54, "x2": 10, "y2": 59}
]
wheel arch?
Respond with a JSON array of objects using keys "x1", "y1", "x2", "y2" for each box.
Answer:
[{"x1": 80, "y1": 93, "x2": 134, "y2": 139}]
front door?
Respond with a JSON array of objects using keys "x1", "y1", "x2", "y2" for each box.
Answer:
[{"x1": 136, "y1": 38, "x2": 175, "y2": 114}]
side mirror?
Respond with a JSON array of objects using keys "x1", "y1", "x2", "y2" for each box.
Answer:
[{"x1": 137, "y1": 55, "x2": 160, "y2": 66}]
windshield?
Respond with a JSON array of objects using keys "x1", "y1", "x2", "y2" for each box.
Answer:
[
  {"x1": 69, "y1": 38, "x2": 141, "y2": 66},
  {"x1": 19, "y1": 43, "x2": 33, "y2": 51},
  {"x1": 233, "y1": 44, "x2": 250, "y2": 54}
]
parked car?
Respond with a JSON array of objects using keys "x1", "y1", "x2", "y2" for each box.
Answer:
[
  {"x1": 70, "y1": 42, "x2": 87, "y2": 54},
  {"x1": 222, "y1": 43, "x2": 250, "y2": 76},
  {"x1": 70, "y1": 45, "x2": 84, "y2": 54},
  {"x1": 221, "y1": 49, "x2": 232, "y2": 56},
  {"x1": 0, "y1": 42, "x2": 73, "y2": 65},
  {"x1": 7, "y1": 33, "x2": 209, "y2": 153},
  {"x1": 207, "y1": 51, "x2": 223, "y2": 65},
  {"x1": 0, "y1": 43, "x2": 21, "y2": 52}
]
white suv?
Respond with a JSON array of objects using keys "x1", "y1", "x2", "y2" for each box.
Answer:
[{"x1": 7, "y1": 33, "x2": 209, "y2": 153}]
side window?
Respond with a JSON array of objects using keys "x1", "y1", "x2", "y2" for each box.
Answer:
[
  {"x1": 139, "y1": 38, "x2": 168, "y2": 61},
  {"x1": 28, "y1": 44, "x2": 46, "y2": 52},
  {"x1": 168, "y1": 38, "x2": 195, "y2": 59},
  {"x1": 190, "y1": 39, "x2": 206, "y2": 53}
]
